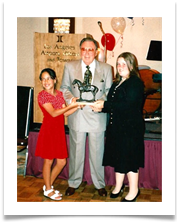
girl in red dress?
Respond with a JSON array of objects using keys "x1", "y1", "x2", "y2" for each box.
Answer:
[{"x1": 35, "y1": 68, "x2": 78, "y2": 200}]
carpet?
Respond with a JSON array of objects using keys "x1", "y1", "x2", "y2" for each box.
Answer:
[{"x1": 17, "y1": 148, "x2": 26, "y2": 175}]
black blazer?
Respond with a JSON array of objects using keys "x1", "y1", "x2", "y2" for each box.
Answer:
[{"x1": 102, "y1": 76, "x2": 144, "y2": 134}]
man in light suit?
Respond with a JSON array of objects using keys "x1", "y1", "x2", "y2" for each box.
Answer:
[{"x1": 60, "y1": 37, "x2": 113, "y2": 196}]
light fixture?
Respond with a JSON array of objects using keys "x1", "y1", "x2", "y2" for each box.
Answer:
[{"x1": 53, "y1": 19, "x2": 70, "y2": 33}]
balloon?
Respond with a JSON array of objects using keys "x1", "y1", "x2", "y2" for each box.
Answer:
[
  {"x1": 97, "y1": 48, "x2": 105, "y2": 62},
  {"x1": 101, "y1": 33, "x2": 115, "y2": 51},
  {"x1": 111, "y1": 17, "x2": 126, "y2": 34}
]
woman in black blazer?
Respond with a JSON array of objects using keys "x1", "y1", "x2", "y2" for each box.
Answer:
[{"x1": 92, "y1": 52, "x2": 145, "y2": 202}]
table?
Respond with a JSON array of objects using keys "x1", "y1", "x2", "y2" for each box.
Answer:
[{"x1": 26, "y1": 131, "x2": 162, "y2": 190}]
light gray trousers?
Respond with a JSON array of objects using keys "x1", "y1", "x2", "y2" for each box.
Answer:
[{"x1": 68, "y1": 129, "x2": 105, "y2": 189}]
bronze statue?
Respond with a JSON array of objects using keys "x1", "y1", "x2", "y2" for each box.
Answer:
[{"x1": 72, "y1": 79, "x2": 98, "y2": 102}]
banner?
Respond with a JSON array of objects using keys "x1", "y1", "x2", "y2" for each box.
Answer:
[{"x1": 34, "y1": 33, "x2": 92, "y2": 123}]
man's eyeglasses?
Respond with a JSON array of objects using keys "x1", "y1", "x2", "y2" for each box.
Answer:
[{"x1": 81, "y1": 48, "x2": 95, "y2": 53}]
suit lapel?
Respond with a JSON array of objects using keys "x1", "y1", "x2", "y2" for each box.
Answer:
[
  {"x1": 93, "y1": 60, "x2": 104, "y2": 86},
  {"x1": 73, "y1": 60, "x2": 83, "y2": 82}
]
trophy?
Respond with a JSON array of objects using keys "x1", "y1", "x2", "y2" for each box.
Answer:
[{"x1": 72, "y1": 78, "x2": 99, "y2": 105}]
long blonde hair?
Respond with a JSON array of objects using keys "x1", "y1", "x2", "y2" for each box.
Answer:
[{"x1": 115, "y1": 52, "x2": 140, "y2": 83}]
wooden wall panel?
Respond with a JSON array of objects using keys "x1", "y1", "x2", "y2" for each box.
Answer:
[{"x1": 34, "y1": 33, "x2": 92, "y2": 123}]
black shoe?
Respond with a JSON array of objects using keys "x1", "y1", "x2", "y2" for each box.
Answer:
[
  {"x1": 65, "y1": 187, "x2": 76, "y2": 196},
  {"x1": 110, "y1": 184, "x2": 125, "y2": 198},
  {"x1": 121, "y1": 189, "x2": 140, "y2": 202}
]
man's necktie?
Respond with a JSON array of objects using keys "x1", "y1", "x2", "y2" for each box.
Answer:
[{"x1": 84, "y1": 65, "x2": 92, "y2": 84}]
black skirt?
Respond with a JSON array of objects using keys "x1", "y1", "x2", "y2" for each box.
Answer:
[{"x1": 103, "y1": 118, "x2": 145, "y2": 174}]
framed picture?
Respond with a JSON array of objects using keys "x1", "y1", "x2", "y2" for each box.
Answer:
[{"x1": 48, "y1": 17, "x2": 75, "y2": 33}]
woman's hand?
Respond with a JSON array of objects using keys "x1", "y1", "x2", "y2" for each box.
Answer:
[{"x1": 90, "y1": 100, "x2": 104, "y2": 112}]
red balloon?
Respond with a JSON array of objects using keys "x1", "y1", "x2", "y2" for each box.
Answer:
[{"x1": 101, "y1": 33, "x2": 115, "y2": 51}]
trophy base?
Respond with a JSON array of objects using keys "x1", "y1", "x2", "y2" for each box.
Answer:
[
  {"x1": 76, "y1": 99, "x2": 95, "y2": 105},
  {"x1": 77, "y1": 102, "x2": 95, "y2": 105}
]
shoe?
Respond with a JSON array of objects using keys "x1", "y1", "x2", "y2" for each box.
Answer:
[
  {"x1": 121, "y1": 189, "x2": 140, "y2": 202},
  {"x1": 44, "y1": 188, "x2": 62, "y2": 201},
  {"x1": 65, "y1": 187, "x2": 76, "y2": 196},
  {"x1": 110, "y1": 184, "x2": 125, "y2": 198},
  {"x1": 97, "y1": 188, "x2": 107, "y2": 197},
  {"x1": 43, "y1": 185, "x2": 62, "y2": 196}
]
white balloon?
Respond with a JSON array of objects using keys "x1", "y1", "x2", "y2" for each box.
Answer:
[{"x1": 111, "y1": 17, "x2": 126, "y2": 34}]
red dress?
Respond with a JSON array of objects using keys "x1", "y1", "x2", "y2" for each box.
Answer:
[{"x1": 35, "y1": 90, "x2": 68, "y2": 159}]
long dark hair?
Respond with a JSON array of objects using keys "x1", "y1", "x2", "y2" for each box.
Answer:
[
  {"x1": 115, "y1": 52, "x2": 140, "y2": 83},
  {"x1": 39, "y1": 68, "x2": 57, "y2": 89}
]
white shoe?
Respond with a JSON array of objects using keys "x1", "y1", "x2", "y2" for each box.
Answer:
[
  {"x1": 43, "y1": 189, "x2": 62, "y2": 201},
  {"x1": 43, "y1": 185, "x2": 62, "y2": 196}
]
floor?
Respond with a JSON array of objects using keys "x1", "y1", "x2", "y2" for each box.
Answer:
[
  {"x1": 17, "y1": 148, "x2": 162, "y2": 202},
  {"x1": 17, "y1": 175, "x2": 162, "y2": 202}
]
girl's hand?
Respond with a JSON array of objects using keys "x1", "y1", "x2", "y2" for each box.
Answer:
[
  {"x1": 70, "y1": 100, "x2": 78, "y2": 107},
  {"x1": 63, "y1": 101, "x2": 79, "y2": 117},
  {"x1": 71, "y1": 98, "x2": 85, "y2": 109}
]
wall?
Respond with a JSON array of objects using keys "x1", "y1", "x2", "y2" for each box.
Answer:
[
  {"x1": 17, "y1": 17, "x2": 162, "y2": 87},
  {"x1": 17, "y1": 17, "x2": 47, "y2": 87}
]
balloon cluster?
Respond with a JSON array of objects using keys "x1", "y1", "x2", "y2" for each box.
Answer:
[
  {"x1": 98, "y1": 17, "x2": 145, "y2": 61},
  {"x1": 98, "y1": 17, "x2": 127, "y2": 62}
]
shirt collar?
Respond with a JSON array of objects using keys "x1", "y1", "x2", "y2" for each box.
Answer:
[{"x1": 81, "y1": 59, "x2": 96, "y2": 70}]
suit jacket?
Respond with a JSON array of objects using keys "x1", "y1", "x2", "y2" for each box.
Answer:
[{"x1": 60, "y1": 59, "x2": 113, "y2": 132}]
